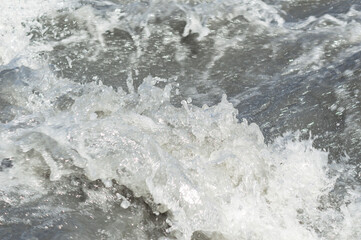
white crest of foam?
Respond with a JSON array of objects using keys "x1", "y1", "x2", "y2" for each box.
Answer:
[{"x1": 1, "y1": 70, "x2": 357, "y2": 239}]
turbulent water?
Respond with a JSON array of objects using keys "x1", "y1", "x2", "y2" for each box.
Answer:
[{"x1": 1, "y1": 0, "x2": 361, "y2": 239}]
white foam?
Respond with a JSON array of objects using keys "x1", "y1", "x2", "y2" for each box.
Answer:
[
  {"x1": 1, "y1": 69, "x2": 358, "y2": 239},
  {"x1": 0, "y1": 0, "x2": 79, "y2": 66},
  {"x1": 1, "y1": 0, "x2": 360, "y2": 239}
]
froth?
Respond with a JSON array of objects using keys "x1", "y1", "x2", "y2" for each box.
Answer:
[
  {"x1": 0, "y1": 0, "x2": 79, "y2": 66},
  {"x1": 1, "y1": 69, "x2": 359, "y2": 239},
  {"x1": 1, "y1": 0, "x2": 361, "y2": 239}
]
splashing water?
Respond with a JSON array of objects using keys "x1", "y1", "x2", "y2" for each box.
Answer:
[{"x1": 1, "y1": 0, "x2": 360, "y2": 239}]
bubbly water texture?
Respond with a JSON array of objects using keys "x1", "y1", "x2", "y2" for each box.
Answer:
[{"x1": 1, "y1": 0, "x2": 361, "y2": 239}]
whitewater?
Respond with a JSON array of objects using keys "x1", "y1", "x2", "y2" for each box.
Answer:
[{"x1": 0, "y1": 0, "x2": 360, "y2": 239}]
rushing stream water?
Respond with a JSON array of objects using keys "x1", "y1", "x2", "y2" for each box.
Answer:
[{"x1": 1, "y1": 0, "x2": 361, "y2": 239}]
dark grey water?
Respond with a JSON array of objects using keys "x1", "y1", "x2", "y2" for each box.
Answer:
[{"x1": 1, "y1": 0, "x2": 361, "y2": 239}]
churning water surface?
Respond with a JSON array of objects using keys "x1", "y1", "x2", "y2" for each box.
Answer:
[{"x1": 0, "y1": 0, "x2": 361, "y2": 239}]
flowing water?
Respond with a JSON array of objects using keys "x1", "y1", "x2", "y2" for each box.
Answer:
[{"x1": 1, "y1": 0, "x2": 361, "y2": 239}]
